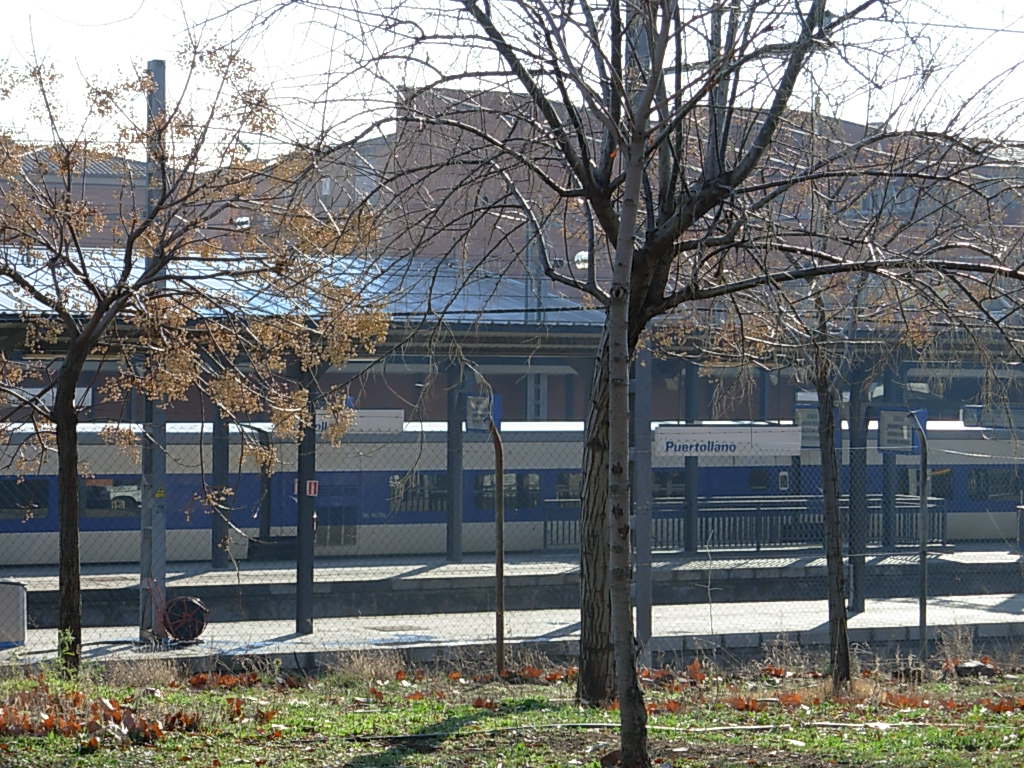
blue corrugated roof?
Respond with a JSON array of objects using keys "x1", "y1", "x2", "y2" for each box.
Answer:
[
  {"x1": 0, "y1": 251, "x2": 605, "y2": 328},
  {"x1": 353, "y1": 256, "x2": 605, "y2": 326}
]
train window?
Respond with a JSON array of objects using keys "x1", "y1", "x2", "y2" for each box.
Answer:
[
  {"x1": 748, "y1": 468, "x2": 771, "y2": 491},
  {"x1": 82, "y1": 478, "x2": 141, "y2": 517},
  {"x1": 474, "y1": 473, "x2": 517, "y2": 511},
  {"x1": 554, "y1": 472, "x2": 582, "y2": 501},
  {"x1": 929, "y1": 468, "x2": 953, "y2": 499},
  {"x1": 315, "y1": 505, "x2": 357, "y2": 547},
  {"x1": 653, "y1": 469, "x2": 685, "y2": 499},
  {"x1": 387, "y1": 472, "x2": 446, "y2": 515},
  {"x1": 0, "y1": 477, "x2": 49, "y2": 521},
  {"x1": 518, "y1": 473, "x2": 541, "y2": 508},
  {"x1": 968, "y1": 468, "x2": 1019, "y2": 501}
]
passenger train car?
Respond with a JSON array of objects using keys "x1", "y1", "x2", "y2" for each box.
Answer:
[{"x1": 0, "y1": 419, "x2": 1021, "y2": 566}]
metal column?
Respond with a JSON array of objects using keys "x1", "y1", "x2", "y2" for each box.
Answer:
[
  {"x1": 295, "y1": 384, "x2": 316, "y2": 635},
  {"x1": 759, "y1": 367, "x2": 770, "y2": 421},
  {"x1": 211, "y1": 405, "x2": 230, "y2": 569},
  {"x1": 446, "y1": 362, "x2": 465, "y2": 562},
  {"x1": 881, "y1": 368, "x2": 897, "y2": 547},
  {"x1": 139, "y1": 58, "x2": 167, "y2": 642},
  {"x1": 684, "y1": 361, "x2": 699, "y2": 552},
  {"x1": 848, "y1": 376, "x2": 867, "y2": 614},
  {"x1": 258, "y1": 430, "x2": 272, "y2": 540}
]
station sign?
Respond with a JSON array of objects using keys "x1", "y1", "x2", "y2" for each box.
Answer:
[
  {"x1": 877, "y1": 408, "x2": 925, "y2": 453},
  {"x1": 653, "y1": 425, "x2": 801, "y2": 458},
  {"x1": 794, "y1": 402, "x2": 842, "y2": 450},
  {"x1": 794, "y1": 404, "x2": 821, "y2": 449},
  {"x1": 466, "y1": 394, "x2": 502, "y2": 432}
]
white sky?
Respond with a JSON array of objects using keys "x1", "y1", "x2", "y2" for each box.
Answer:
[{"x1": 3, "y1": 0, "x2": 1024, "y2": 144}]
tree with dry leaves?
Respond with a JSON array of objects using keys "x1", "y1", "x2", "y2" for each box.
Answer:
[{"x1": 0, "y1": 50, "x2": 388, "y2": 670}]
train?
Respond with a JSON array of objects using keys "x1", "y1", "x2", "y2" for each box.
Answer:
[{"x1": 0, "y1": 418, "x2": 1022, "y2": 566}]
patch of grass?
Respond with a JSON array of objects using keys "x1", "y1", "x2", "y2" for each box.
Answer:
[{"x1": 7, "y1": 657, "x2": 1024, "y2": 767}]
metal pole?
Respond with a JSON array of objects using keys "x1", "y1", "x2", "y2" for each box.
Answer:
[
  {"x1": 881, "y1": 368, "x2": 897, "y2": 547},
  {"x1": 211, "y1": 405, "x2": 230, "y2": 568},
  {"x1": 758, "y1": 367, "x2": 770, "y2": 421},
  {"x1": 848, "y1": 376, "x2": 867, "y2": 614},
  {"x1": 295, "y1": 379, "x2": 316, "y2": 635},
  {"x1": 446, "y1": 362, "x2": 464, "y2": 562},
  {"x1": 139, "y1": 58, "x2": 167, "y2": 642},
  {"x1": 910, "y1": 411, "x2": 928, "y2": 665},
  {"x1": 258, "y1": 430, "x2": 272, "y2": 540},
  {"x1": 684, "y1": 360, "x2": 699, "y2": 552},
  {"x1": 491, "y1": 421, "x2": 505, "y2": 676},
  {"x1": 632, "y1": 348, "x2": 653, "y2": 664}
]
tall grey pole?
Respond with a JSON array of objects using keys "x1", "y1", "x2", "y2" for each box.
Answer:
[
  {"x1": 139, "y1": 59, "x2": 168, "y2": 642},
  {"x1": 684, "y1": 361, "x2": 699, "y2": 552},
  {"x1": 881, "y1": 369, "x2": 897, "y2": 547},
  {"x1": 446, "y1": 362, "x2": 465, "y2": 562},
  {"x1": 848, "y1": 375, "x2": 867, "y2": 614},
  {"x1": 632, "y1": 348, "x2": 653, "y2": 664},
  {"x1": 295, "y1": 377, "x2": 316, "y2": 635},
  {"x1": 909, "y1": 411, "x2": 928, "y2": 664},
  {"x1": 758, "y1": 367, "x2": 770, "y2": 421},
  {"x1": 211, "y1": 405, "x2": 230, "y2": 568},
  {"x1": 258, "y1": 430, "x2": 273, "y2": 540},
  {"x1": 491, "y1": 420, "x2": 505, "y2": 676}
]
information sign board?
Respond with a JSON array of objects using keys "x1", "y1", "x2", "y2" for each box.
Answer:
[
  {"x1": 794, "y1": 404, "x2": 820, "y2": 449},
  {"x1": 466, "y1": 394, "x2": 502, "y2": 432},
  {"x1": 793, "y1": 403, "x2": 842, "y2": 450},
  {"x1": 877, "y1": 408, "x2": 925, "y2": 453}
]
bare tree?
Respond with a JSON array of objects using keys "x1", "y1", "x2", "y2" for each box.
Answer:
[{"x1": 224, "y1": 0, "x2": 1024, "y2": 763}]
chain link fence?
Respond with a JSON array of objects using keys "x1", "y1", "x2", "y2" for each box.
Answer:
[{"x1": 0, "y1": 419, "x2": 1022, "y2": 667}]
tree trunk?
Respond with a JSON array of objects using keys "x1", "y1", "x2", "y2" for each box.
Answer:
[
  {"x1": 578, "y1": 333, "x2": 614, "y2": 705},
  {"x1": 815, "y1": 361, "x2": 851, "y2": 690},
  {"x1": 606, "y1": 130, "x2": 649, "y2": 767},
  {"x1": 53, "y1": 373, "x2": 83, "y2": 671}
]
